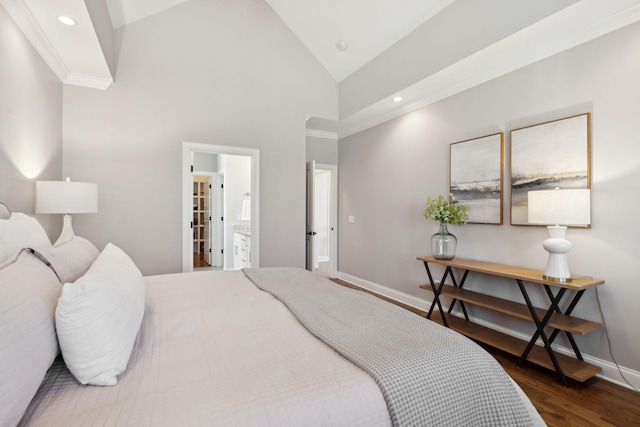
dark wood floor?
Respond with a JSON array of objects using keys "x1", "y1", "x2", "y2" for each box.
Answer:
[
  {"x1": 331, "y1": 278, "x2": 640, "y2": 427},
  {"x1": 193, "y1": 253, "x2": 210, "y2": 268}
]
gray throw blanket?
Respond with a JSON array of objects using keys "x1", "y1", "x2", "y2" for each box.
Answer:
[{"x1": 242, "y1": 267, "x2": 535, "y2": 427}]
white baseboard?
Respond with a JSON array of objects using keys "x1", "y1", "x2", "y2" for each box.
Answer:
[
  {"x1": 336, "y1": 271, "x2": 640, "y2": 392},
  {"x1": 338, "y1": 272, "x2": 428, "y2": 311}
]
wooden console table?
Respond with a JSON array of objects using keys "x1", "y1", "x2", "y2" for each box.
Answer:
[{"x1": 417, "y1": 256, "x2": 604, "y2": 386}]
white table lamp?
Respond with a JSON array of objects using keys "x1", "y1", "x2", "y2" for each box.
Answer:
[
  {"x1": 36, "y1": 178, "x2": 98, "y2": 246},
  {"x1": 528, "y1": 188, "x2": 590, "y2": 283}
]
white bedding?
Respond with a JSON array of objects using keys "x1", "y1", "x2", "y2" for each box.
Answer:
[
  {"x1": 19, "y1": 270, "x2": 392, "y2": 426},
  {"x1": 20, "y1": 269, "x2": 543, "y2": 426}
]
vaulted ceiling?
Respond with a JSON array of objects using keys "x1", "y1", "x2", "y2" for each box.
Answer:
[
  {"x1": 107, "y1": 0, "x2": 461, "y2": 82},
  {"x1": 3, "y1": 0, "x2": 640, "y2": 135},
  {"x1": 1, "y1": 0, "x2": 460, "y2": 88}
]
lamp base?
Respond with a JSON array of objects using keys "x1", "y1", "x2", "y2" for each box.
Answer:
[
  {"x1": 54, "y1": 214, "x2": 76, "y2": 247},
  {"x1": 543, "y1": 274, "x2": 572, "y2": 283},
  {"x1": 541, "y1": 225, "x2": 573, "y2": 283}
]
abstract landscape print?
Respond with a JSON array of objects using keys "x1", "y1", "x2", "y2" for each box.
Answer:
[
  {"x1": 450, "y1": 133, "x2": 504, "y2": 224},
  {"x1": 510, "y1": 113, "x2": 591, "y2": 225}
]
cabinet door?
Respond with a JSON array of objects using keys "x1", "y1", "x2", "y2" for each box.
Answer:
[
  {"x1": 239, "y1": 244, "x2": 247, "y2": 268},
  {"x1": 246, "y1": 236, "x2": 251, "y2": 268},
  {"x1": 233, "y1": 233, "x2": 242, "y2": 269}
]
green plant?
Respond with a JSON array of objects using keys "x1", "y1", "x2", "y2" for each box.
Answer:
[{"x1": 423, "y1": 194, "x2": 470, "y2": 225}]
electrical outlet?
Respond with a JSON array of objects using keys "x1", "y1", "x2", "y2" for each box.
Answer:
[{"x1": 348, "y1": 216, "x2": 355, "y2": 224}]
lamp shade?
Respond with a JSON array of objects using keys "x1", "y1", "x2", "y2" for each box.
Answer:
[
  {"x1": 36, "y1": 180, "x2": 98, "y2": 214},
  {"x1": 527, "y1": 189, "x2": 590, "y2": 226}
]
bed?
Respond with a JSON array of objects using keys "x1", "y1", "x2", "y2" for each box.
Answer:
[{"x1": 0, "y1": 205, "x2": 545, "y2": 427}]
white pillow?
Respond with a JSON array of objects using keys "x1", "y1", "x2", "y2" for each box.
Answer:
[
  {"x1": 0, "y1": 212, "x2": 51, "y2": 264},
  {"x1": 0, "y1": 250, "x2": 61, "y2": 427},
  {"x1": 55, "y1": 243, "x2": 146, "y2": 386}
]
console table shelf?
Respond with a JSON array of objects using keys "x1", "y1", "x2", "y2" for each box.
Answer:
[
  {"x1": 417, "y1": 256, "x2": 605, "y2": 385},
  {"x1": 430, "y1": 313, "x2": 601, "y2": 382},
  {"x1": 418, "y1": 284, "x2": 602, "y2": 335}
]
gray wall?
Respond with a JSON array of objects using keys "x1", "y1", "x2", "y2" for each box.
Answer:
[
  {"x1": 339, "y1": 22, "x2": 640, "y2": 374},
  {"x1": 306, "y1": 136, "x2": 338, "y2": 164},
  {"x1": 0, "y1": 5, "x2": 63, "y2": 239},
  {"x1": 62, "y1": 0, "x2": 337, "y2": 275},
  {"x1": 193, "y1": 152, "x2": 218, "y2": 173},
  {"x1": 85, "y1": 0, "x2": 115, "y2": 77}
]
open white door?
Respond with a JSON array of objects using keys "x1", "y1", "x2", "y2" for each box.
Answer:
[
  {"x1": 203, "y1": 179, "x2": 212, "y2": 265},
  {"x1": 305, "y1": 161, "x2": 316, "y2": 271},
  {"x1": 312, "y1": 164, "x2": 338, "y2": 278},
  {"x1": 215, "y1": 172, "x2": 225, "y2": 268}
]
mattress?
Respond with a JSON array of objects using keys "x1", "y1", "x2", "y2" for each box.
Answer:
[
  {"x1": 19, "y1": 270, "x2": 392, "y2": 426},
  {"x1": 19, "y1": 269, "x2": 544, "y2": 426}
]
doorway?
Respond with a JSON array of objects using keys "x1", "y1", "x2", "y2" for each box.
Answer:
[
  {"x1": 192, "y1": 174, "x2": 214, "y2": 268},
  {"x1": 306, "y1": 161, "x2": 338, "y2": 278},
  {"x1": 182, "y1": 142, "x2": 260, "y2": 273}
]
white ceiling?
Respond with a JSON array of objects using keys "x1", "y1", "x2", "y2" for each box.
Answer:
[
  {"x1": 104, "y1": 0, "x2": 455, "y2": 82},
  {"x1": 263, "y1": 0, "x2": 455, "y2": 82},
  {"x1": 1, "y1": 0, "x2": 113, "y2": 88},
  {"x1": 106, "y1": 0, "x2": 191, "y2": 30},
  {"x1": 2, "y1": 0, "x2": 457, "y2": 88},
  {"x1": 4, "y1": 0, "x2": 640, "y2": 135}
]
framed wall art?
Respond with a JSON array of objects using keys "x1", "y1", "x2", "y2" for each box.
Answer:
[
  {"x1": 450, "y1": 132, "x2": 504, "y2": 224},
  {"x1": 510, "y1": 113, "x2": 591, "y2": 225}
]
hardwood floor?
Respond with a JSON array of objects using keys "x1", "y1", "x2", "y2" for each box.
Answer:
[
  {"x1": 330, "y1": 278, "x2": 640, "y2": 427},
  {"x1": 193, "y1": 253, "x2": 210, "y2": 268},
  {"x1": 491, "y1": 348, "x2": 640, "y2": 426},
  {"x1": 313, "y1": 261, "x2": 330, "y2": 278}
]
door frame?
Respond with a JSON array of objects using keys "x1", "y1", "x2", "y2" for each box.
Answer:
[{"x1": 182, "y1": 142, "x2": 260, "y2": 272}]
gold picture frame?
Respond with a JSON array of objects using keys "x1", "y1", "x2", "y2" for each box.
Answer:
[
  {"x1": 450, "y1": 132, "x2": 504, "y2": 225},
  {"x1": 510, "y1": 113, "x2": 591, "y2": 226}
]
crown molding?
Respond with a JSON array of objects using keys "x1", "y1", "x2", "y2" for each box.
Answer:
[
  {"x1": 2, "y1": 0, "x2": 113, "y2": 90},
  {"x1": 306, "y1": 129, "x2": 339, "y2": 141},
  {"x1": 1, "y1": 0, "x2": 70, "y2": 82},
  {"x1": 338, "y1": 0, "x2": 640, "y2": 139},
  {"x1": 65, "y1": 73, "x2": 113, "y2": 90}
]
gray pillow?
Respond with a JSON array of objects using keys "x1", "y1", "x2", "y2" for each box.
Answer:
[
  {"x1": 35, "y1": 236, "x2": 100, "y2": 284},
  {"x1": 0, "y1": 201, "x2": 10, "y2": 220},
  {"x1": 0, "y1": 213, "x2": 51, "y2": 265},
  {"x1": 0, "y1": 250, "x2": 61, "y2": 427}
]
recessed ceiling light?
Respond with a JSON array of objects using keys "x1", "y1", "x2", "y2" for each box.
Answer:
[
  {"x1": 58, "y1": 16, "x2": 76, "y2": 26},
  {"x1": 393, "y1": 96, "x2": 402, "y2": 102}
]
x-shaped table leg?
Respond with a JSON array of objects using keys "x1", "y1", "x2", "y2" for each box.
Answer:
[
  {"x1": 424, "y1": 261, "x2": 449, "y2": 326},
  {"x1": 423, "y1": 262, "x2": 470, "y2": 326},
  {"x1": 545, "y1": 286, "x2": 586, "y2": 360},
  {"x1": 516, "y1": 279, "x2": 569, "y2": 386}
]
